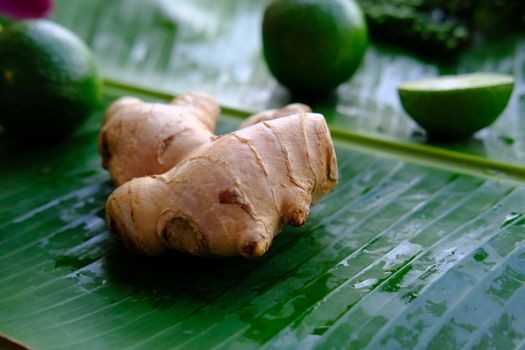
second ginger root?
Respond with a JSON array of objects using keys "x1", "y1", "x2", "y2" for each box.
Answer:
[{"x1": 99, "y1": 92, "x2": 311, "y2": 185}]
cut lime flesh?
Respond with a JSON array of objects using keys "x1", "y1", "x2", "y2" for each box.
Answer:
[{"x1": 399, "y1": 73, "x2": 514, "y2": 91}]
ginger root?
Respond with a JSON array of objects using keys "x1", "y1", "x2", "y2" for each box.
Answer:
[
  {"x1": 98, "y1": 92, "x2": 221, "y2": 186},
  {"x1": 99, "y1": 92, "x2": 310, "y2": 186},
  {"x1": 105, "y1": 112, "x2": 338, "y2": 257}
]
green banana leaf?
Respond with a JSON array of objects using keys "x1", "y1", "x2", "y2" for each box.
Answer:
[{"x1": 1, "y1": 0, "x2": 525, "y2": 349}]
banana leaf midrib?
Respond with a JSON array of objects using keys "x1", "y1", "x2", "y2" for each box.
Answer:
[{"x1": 105, "y1": 78, "x2": 525, "y2": 185}]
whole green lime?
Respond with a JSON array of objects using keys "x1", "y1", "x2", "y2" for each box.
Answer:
[
  {"x1": 0, "y1": 20, "x2": 102, "y2": 141},
  {"x1": 262, "y1": 0, "x2": 368, "y2": 96},
  {"x1": 398, "y1": 73, "x2": 514, "y2": 140}
]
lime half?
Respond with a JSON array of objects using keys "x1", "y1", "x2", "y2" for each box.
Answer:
[{"x1": 398, "y1": 73, "x2": 514, "y2": 140}]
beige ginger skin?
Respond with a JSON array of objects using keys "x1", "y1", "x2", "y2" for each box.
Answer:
[
  {"x1": 99, "y1": 92, "x2": 221, "y2": 186},
  {"x1": 105, "y1": 112, "x2": 338, "y2": 258},
  {"x1": 99, "y1": 92, "x2": 311, "y2": 186},
  {"x1": 240, "y1": 103, "x2": 311, "y2": 128}
]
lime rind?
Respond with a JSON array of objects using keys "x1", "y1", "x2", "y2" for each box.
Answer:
[
  {"x1": 0, "y1": 20, "x2": 102, "y2": 142},
  {"x1": 262, "y1": 0, "x2": 368, "y2": 96}
]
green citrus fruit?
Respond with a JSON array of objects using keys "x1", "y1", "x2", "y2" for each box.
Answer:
[
  {"x1": 0, "y1": 20, "x2": 102, "y2": 142},
  {"x1": 262, "y1": 0, "x2": 368, "y2": 96},
  {"x1": 398, "y1": 73, "x2": 514, "y2": 140}
]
